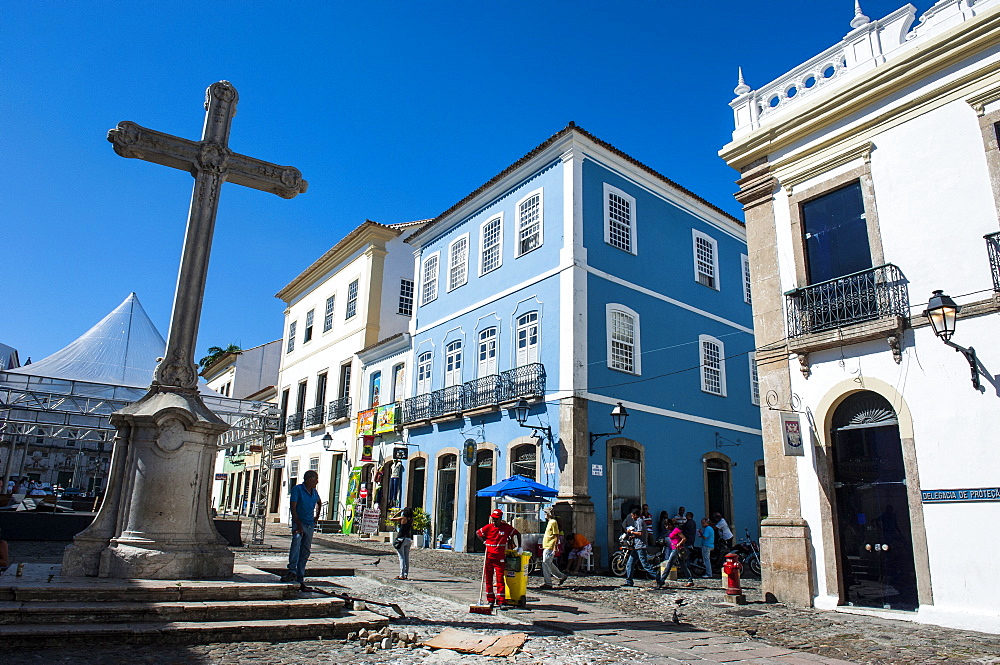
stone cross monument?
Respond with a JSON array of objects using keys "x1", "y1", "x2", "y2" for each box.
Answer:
[{"x1": 62, "y1": 81, "x2": 307, "y2": 579}]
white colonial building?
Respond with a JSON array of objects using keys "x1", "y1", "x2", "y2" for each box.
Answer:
[
  {"x1": 720, "y1": 1, "x2": 1000, "y2": 633},
  {"x1": 273, "y1": 219, "x2": 426, "y2": 527}
]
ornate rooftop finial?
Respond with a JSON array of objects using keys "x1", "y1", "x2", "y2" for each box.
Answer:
[
  {"x1": 850, "y1": 0, "x2": 870, "y2": 29},
  {"x1": 734, "y1": 67, "x2": 751, "y2": 96}
]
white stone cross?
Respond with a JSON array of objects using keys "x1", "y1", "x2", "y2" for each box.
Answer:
[{"x1": 107, "y1": 80, "x2": 308, "y2": 391}]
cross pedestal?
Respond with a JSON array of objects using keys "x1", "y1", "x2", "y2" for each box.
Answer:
[{"x1": 62, "y1": 81, "x2": 307, "y2": 579}]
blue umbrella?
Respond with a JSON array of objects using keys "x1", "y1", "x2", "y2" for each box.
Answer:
[{"x1": 476, "y1": 474, "x2": 558, "y2": 498}]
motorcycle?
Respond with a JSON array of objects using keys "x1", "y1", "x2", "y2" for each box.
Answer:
[
  {"x1": 731, "y1": 528, "x2": 762, "y2": 577},
  {"x1": 609, "y1": 536, "x2": 667, "y2": 577}
]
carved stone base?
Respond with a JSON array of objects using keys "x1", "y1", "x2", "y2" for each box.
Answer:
[
  {"x1": 760, "y1": 517, "x2": 814, "y2": 607},
  {"x1": 62, "y1": 387, "x2": 232, "y2": 580}
]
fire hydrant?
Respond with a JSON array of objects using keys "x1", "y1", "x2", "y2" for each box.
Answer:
[{"x1": 722, "y1": 552, "x2": 744, "y2": 600}]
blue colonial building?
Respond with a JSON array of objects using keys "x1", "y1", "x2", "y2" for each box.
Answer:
[{"x1": 397, "y1": 124, "x2": 764, "y2": 561}]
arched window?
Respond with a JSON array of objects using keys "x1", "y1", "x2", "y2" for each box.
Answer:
[
  {"x1": 607, "y1": 304, "x2": 641, "y2": 374},
  {"x1": 445, "y1": 340, "x2": 463, "y2": 386},
  {"x1": 515, "y1": 311, "x2": 539, "y2": 366},
  {"x1": 699, "y1": 334, "x2": 727, "y2": 396},
  {"x1": 417, "y1": 351, "x2": 432, "y2": 394},
  {"x1": 478, "y1": 327, "x2": 498, "y2": 377},
  {"x1": 510, "y1": 443, "x2": 537, "y2": 480}
]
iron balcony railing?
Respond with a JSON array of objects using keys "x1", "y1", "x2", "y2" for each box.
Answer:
[
  {"x1": 987, "y1": 231, "x2": 1000, "y2": 292},
  {"x1": 785, "y1": 264, "x2": 909, "y2": 338},
  {"x1": 432, "y1": 385, "x2": 465, "y2": 417},
  {"x1": 305, "y1": 405, "x2": 325, "y2": 427},
  {"x1": 466, "y1": 374, "x2": 504, "y2": 410},
  {"x1": 399, "y1": 363, "x2": 547, "y2": 425},
  {"x1": 401, "y1": 393, "x2": 432, "y2": 423},
  {"x1": 285, "y1": 411, "x2": 304, "y2": 432},
  {"x1": 502, "y1": 362, "x2": 546, "y2": 400},
  {"x1": 327, "y1": 396, "x2": 351, "y2": 421}
]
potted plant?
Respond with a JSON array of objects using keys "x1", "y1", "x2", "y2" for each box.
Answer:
[{"x1": 411, "y1": 507, "x2": 431, "y2": 548}]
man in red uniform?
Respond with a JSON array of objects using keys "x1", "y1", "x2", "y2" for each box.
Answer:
[{"x1": 476, "y1": 508, "x2": 522, "y2": 606}]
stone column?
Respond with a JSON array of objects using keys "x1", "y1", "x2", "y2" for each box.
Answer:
[
  {"x1": 735, "y1": 160, "x2": 814, "y2": 606},
  {"x1": 554, "y1": 396, "x2": 594, "y2": 543}
]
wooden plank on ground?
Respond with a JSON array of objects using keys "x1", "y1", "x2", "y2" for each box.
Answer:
[{"x1": 480, "y1": 632, "x2": 527, "y2": 656}]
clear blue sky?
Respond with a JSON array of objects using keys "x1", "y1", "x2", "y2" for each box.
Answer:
[{"x1": 2, "y1": 1, "x2": 937, "y2": 364}]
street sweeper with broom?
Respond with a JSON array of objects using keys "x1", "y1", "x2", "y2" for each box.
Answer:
[{"x1": 474, "y1": 508, "x2": 522, "y2": 608}]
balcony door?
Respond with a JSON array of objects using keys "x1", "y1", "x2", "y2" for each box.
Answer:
[
  {"x1": 801, "y1": 181, "x2": 871, "y2": 284},
  {"x1": 832, "y1": 392, "x2": 918, "y2": 611}
]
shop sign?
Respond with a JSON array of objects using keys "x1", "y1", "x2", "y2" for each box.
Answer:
[
  {"x1": 393, "y1": 446, "x2": 408, "y2": 460},
  {"x1": 215, "y1": 473, "x2": 227, "y2": 481},
  {"x1": 375, "y1": 404, "x2": 396, "y2": 434},
  {"x1": 361, "y1": 435, "x2": 374, "y2": 462},
  {"x1": 462, "y1": 438, "x2": 477, "y2": 466},
  {"x1": 591, "y1": 464, "x2": 603, "y2": 476},
  {"x1": 921, "y1": 487, "x2": 1000, "y2": 503},
  {"x1": 270, "y1": 458, "x2": 285, "y2": 469},
  {"x1": 781, "y1": 413, "x2": 804, "y2": 456},
  {"x1": 356, "y1": 409, "x2": 375, "y2": 436}
]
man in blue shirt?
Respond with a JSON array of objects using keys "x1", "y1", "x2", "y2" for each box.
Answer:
[{"x1": 281, "y1": 470, "x2": 322, "y2": 590}]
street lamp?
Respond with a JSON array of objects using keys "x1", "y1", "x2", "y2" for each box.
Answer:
[
  {"x1": 589, "y1": 402, "x2": 629, "y2": 455},
  {"x1": 512, "y1": 398, "x2": 554, "y2": 448},
  {"x1": 321, "y1": 432, "x2": 333, "y2": 451},
  {"x1": 923, "y1": 290, "x2": 980, "y2": 390}
]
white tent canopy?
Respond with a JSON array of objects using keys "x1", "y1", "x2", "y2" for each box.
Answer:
[{"x1": 8, "y1": 293, "x2": 167, "y2": 389}]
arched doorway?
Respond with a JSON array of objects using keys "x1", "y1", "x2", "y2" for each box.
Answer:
[
  {"x1": 435, "y1": 453, "x2": 458, "y2": 548},
  {"x1": 468, "y1": 449, "x2": 495, "y2": 552},
  {"x1": 408, "y1": 457, "x2": 426, "y2": 511},
  {"x1": 510, "y1": 443, "x2": 537, "y2": 479},
  {"x1": 609, "y1": 444, "x2": 642, "y2": 543},
  {"x1": 832, "y1": 391, "x2": 918, "y2": 610},
  {"x1": 703, "y1": 453, "x2": 734, "y2": 528}
]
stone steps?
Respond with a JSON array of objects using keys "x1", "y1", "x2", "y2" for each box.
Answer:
[
  {"x1": 0, "y1": 611, "x2": 390, "y2": 646},
  {"x1": 0, "y1": 596, "x2": 345, "y2": 624}
]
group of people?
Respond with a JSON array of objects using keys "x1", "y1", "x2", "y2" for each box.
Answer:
[
  {"x1": 4, "y1": 478, "x2": 51, "y2": 496},
  {"x1": 620, "y1": 504, "x2": 734, "y2": 588}
]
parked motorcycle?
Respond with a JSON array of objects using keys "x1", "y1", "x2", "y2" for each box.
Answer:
[
  {"x1": 731, "y1": 528, "x2": 762, "y2": 577},
  {"x1": 609, "y1": 537, "x2": 668, "y2": 577}
]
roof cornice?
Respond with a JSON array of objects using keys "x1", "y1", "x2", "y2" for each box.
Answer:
[
  {"x1": 275, "y1": 221, "x2": 401, "y2": 303},
  {"x1": 720, "y1": 5, "x2": 1000, "y2": 169},
  {"x1": 357, "y1": 332, "x2": 411, "y2": 364}
]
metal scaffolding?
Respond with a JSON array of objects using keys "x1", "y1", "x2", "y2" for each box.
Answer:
[{"x1": 217, "y1": 407, "x2": 280, "y2": 546}]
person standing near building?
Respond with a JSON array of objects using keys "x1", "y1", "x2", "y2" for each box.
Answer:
[
  {"x1": 281, "y1": 469, "x2": 322, "y2": 591},
  {"x1": 698, "y1": 517, "x2": 715, "y2": 578},
  {"x1": 712, "y1": 512, "x2": 734, "y2": 549},
  {"x1": 663, "y1": 518, "x2": 695, "y2": 586},
  {"x1": 389, "y1": 506, "x2": 413, "y2": 580},
  {"x1": 540, "y1": 508, "x2": 569, "y2": 589},
  {"x1": 681, "y1": 511, "x2": 697, "y2": 556},
  {"x1": 476, "y1": 508, "x2": 521, "y2": 606},
  {"x1": 621, "y1": 505, "x2": 664, "y2": 589}
]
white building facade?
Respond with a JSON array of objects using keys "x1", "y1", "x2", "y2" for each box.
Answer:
[
  {"x1": 273, "y1": 220, "x2": 425, "y2": 526},
  {"x1": 720, "y1": 1, "x2": 1000, "y2": 633}
]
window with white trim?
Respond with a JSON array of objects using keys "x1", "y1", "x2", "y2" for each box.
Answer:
[
  {"x1": 692, "y1": 230, "x2": 719, "y2": 290},
  {"x1": 515, "y1": 311, "x2": 539, "y2": 366},
  {"x1": 445, "y1": 340, "x2": 463, "y2": 386},
  {"x1": 604, "y1": 184, "x2": 637, "y2": 254},
  {"x1": 480, "y1": 215, "x2": 503, "y2": 275},
  {"x1": 416, "y1": 351, "x2": 432, "y2": 394},
  {"x1": 421, "y1": 253, "x2": 439, "y2": 306},
  {"x1": 742, "y1": 254, "x2": 752, "y2": 305},
  {"x1": 323, "y1": 295, "x2": 335, "y2": 332},
  {"x1": 516, "y1": 190, "x2": 543, "y2": 256},
  {"x1": 749, "y1": 352, "x2": 760, "y2": 406},
  {"x1": 447, "y1": 235, "x2": 469, "y2": 291},
  {"x1": 304, "y1": 309, "x2": 314, "y2": 343},
  {"x1": 607, "y1": 305, "x2": 640, "y2": 374},
  {"x1": 345, "y1": 280, "x2": 359, "y2": 319},
  {"x1": 700, "y1": 334, "x2": 727, "y2": 396},
  {"x1": 309, "y1": 457, "x2": 319, "y2": 472},
  {"x1": 286, "y1": 321, "x2": 297, "y2": 354},
  {"x1": 478, "y1": 327, "x2": 498, "y2": 376},
  {"x1": 398, "y1": 278, "x2": 414, "y2": 316}
]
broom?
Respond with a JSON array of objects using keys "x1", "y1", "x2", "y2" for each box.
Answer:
[{"x1": 469, "y1": 553, "x2": 493, "y2": 614}]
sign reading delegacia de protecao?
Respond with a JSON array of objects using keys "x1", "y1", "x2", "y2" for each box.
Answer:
[{"x1": 921, "y1": 488, "x2": 1000, "y2": 503}]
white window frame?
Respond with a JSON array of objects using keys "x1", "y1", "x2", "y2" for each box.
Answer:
[
  {"x1": 514, "y1": 188, "x2": 544, "y2": 257},
  {"x1": 606, "y1": 304, "x2": 641, "y2": 375},
  {"x1": 416, "y1": 352, "x2": 433, "y2": 395},
  {"x1": 420, "y1": 252, "x2": 440, "y2": 306},
  {"x1": 286, "y1": 321, "x2": 297, "y2": 354},
  {"x1": 447, "y1": 233, "x2": 470, "y2": 291},
  {"x1": 699, "y1": 334, "x2": 727, "y2": 397},
  {"x1": 603, "y1": 183, "x2": 637, "y2": 255},
  {"x1": 742, "y1": 254, "x2": 752, "y2": 305},
  {"x1": 323, "y1": 295, "x2": 336, "y2": 332},
  {"x1": 515, "y1": 311, "x2": 539, "y2": 366},
  {"x1": 479, "y1": 214, "x2": 504, "y2": 276},
  {"x1": 749, "y1": 351, "x2": 760, "y2": 406},
  {"x1": 478, "y1": 327, "x2": 498, "y2": 377},
  {"x1": 345, "y1": 279, "x2": 359, "y2": 319},
  {"x1": 304, "y1": 309, "x2": 315, "y2": 343},
  {"x1": 391, "y1": 363, "x2": 406, "y2": 402},
  {"x1": 444, "y1": 340, "x2": 463, "y2": 386},
  {"x1": 692, "y1": 229, "x2": 720, "y2": 291}
]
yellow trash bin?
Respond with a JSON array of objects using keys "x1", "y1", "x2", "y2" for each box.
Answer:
[{"x1": 504, "y1": 550, "x2": 531, "y2": 606}]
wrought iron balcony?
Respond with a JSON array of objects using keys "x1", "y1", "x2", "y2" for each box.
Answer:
[
  {"x1": 431, "y1": 385, "x2": 465, "y2": 417},
  {"x1": 401, "y1": 393, "x2": 432, "y2": 423},
  {"x1": 501, "y1": 363, "x2": 547, "y2": 400},
  {"x1": 327, "y1": 396, "x2": 351, "y2": 421},
  {"x1": 285, "y1": 411, "x2": 304, "y2": 432},
  {"x1": 786, "y1": 264, "x2": 909, "y2": 338},
  {"x1": 275, "y1": 416, "x2": 286, "y2": 435},
  {"x1": 466, "y1": 374, "x2": 504, "y2": 410},
  {"x1": 305, "y1": 405, "x2": 325, "y2": 427},
  {"x1": 987, "y1": 231, "x2": 1000, "y2": 292}
]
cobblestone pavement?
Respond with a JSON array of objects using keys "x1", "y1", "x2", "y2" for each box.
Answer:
[{"x1": 298, "y1": 534, "x2": 1000, "y2": 665}]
